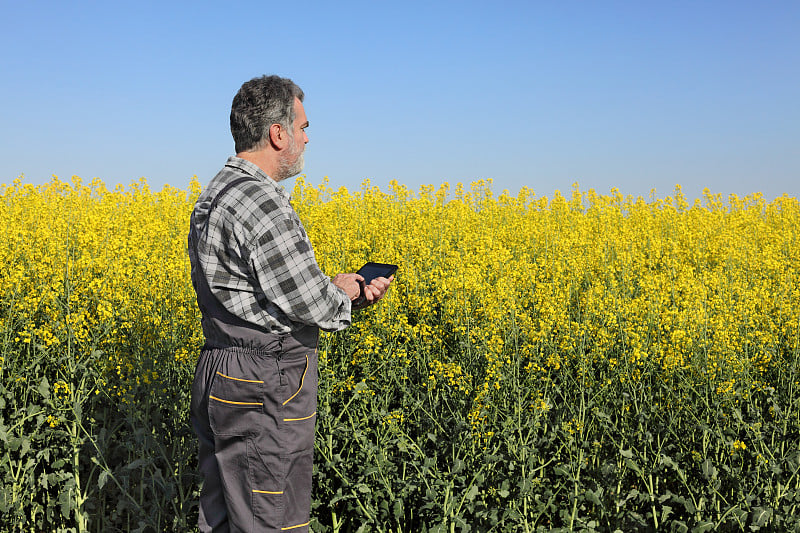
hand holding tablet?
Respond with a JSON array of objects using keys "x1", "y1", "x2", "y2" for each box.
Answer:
[
  {"x1": 357, "y1": 262, "x2": 398, "y2": 284},
  {"x1": 353, "y1": 262, "x2": 397, "y2": 308}
]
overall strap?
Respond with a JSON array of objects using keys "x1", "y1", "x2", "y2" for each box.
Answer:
[
  {"x1": 209, "y1": 176, "x2": 259, "y2": 212},
  {"x1": 190, "y1": 174, "x2": 273, "y2": 344}
]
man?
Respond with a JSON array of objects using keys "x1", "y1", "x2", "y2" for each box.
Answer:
[{"x1": 188, "y1": 75, "x2": 392, "y2": 532}]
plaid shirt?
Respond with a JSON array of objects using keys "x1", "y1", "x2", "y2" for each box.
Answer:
[{"x1": 189, "y1": 156, "x2": 351, "y2": 333}]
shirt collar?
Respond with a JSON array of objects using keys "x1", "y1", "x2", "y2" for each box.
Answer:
[{"x1": 224, "y1": 156, "x2": 289, "y2": 200}]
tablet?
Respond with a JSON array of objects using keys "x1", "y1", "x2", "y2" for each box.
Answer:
[{"x1": 356, "y1": 262, "x2": 398, "y2": 284}]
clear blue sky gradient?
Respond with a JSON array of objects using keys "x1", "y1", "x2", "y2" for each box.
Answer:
[{"x1": 2, "y1": 1, "x2": 798, "y2": 201}]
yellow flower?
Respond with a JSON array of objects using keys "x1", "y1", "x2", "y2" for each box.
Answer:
[{"x1": 2, "y1": 174, "x2": 798, "y2": 451}]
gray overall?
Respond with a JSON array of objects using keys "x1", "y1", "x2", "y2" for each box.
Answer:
[{"x1": 189, "y1": 177, "x2": 319, "y2": 532}]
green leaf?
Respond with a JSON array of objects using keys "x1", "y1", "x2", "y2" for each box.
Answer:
[
  {"x1": 660, "y1": 454, "x2": 677, "y2": 469},
  {"x1": 38, "y1": 378, "x2": 50, "y2": 400},
  {"x1": 586, "y1": 489, "x2": 602, "y2": 506},
  {"x1": 702, "y1": 458, "x2": 717, "y2": 480},
  {"x1": 674, "y1": 495, "x2": 696, "y2": 514},
  {"x1": 625, "y1": 458, "x2": 642, "y2": 475},
  {"x1": 752, "y1": 507, "x2": 772, "y2": 527},
  {"x1": 691, "y1": 522, "x2": 714, "y2": 533},
  {"x1": 19, "y1": 437, "x2": 30, "y2": 457},
  {"x1": 125, "y1": 459, "x2": 147, "y2": 470},
  {"x1": 98, "y1": 470, "x2": 109, "y2": 490},
  {"x1": 57, "y1": 489, "x2": 72, "y2": 518},
  {"x1": 465, "y1": 484, "x2": 479, "y2": 502},
  {"x1": 671, "y1": 521, "x2": 689, "y2": 533},
  {"x1": 452, "y1": 516, "x2": 470, "y2": 531}
]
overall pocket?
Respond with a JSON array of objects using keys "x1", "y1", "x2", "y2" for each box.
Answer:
[
  {"x1": 277, "y1": 349, "x2": 319, "y2": 453},
  {"x1": 208, "y1": 370, "x2": 265, "y2": 436}
]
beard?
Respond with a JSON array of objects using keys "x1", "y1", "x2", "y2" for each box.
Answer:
[{"x1": 274, "y1": 142, "x2": 305, "y2": 181}]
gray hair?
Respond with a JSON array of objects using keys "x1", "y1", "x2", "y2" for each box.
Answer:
[{"x1": 230, "y1": 75, "x2": 305, "y2": 153}]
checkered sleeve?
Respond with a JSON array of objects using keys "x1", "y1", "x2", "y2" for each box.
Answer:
[{"x1": 245, "y1": 189, "x2": 352, "y2": 332}]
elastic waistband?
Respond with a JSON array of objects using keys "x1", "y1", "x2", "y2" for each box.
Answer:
[{"x1": 202, "y1": 324, "x2": 318, "y2": 353}]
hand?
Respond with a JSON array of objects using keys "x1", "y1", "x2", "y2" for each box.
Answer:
[
  {"x1": 357, "y1": 275, "x2": 394, "y2": 309},
  {"x1": 331, "y1": 273, "x2": 363, "y2": 301},
  {"x1": 332, "y1": 273, "x2": 394, "y2": 309}
]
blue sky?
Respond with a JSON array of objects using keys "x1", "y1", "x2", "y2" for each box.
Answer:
[{"x1": 2, "y1": 1, "x2": 798, "y2": 202}]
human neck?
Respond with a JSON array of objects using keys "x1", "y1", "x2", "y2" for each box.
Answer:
[{"x1": 236, "y1": 150, "x2": 281, "y2": 181}]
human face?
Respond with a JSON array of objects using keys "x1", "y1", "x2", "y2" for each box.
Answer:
[{"x1": 275, "y1": 98, "x2": 309, "y2": 181}]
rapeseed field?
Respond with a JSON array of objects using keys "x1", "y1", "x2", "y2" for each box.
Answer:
[{"x1": 1, "y1": 175, "x2": 798, "y2": 531}]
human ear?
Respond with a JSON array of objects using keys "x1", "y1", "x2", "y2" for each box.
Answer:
[{"x1": 268, "y1": 123, "x2": 287, "y2": 149}]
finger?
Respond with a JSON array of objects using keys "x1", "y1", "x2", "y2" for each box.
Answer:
[
  {"x1": 370, "y1": 277, "x2": 390, "y2": 290},
  {"x1": 365, "y1": 284, "x2": 382, "y2": 302},
  {"x1": 365, "y1": 284, "x2": 383, "y2": 298},
  {"x1": 351, "y1": 280, "x2": 363, "y2": 300}
]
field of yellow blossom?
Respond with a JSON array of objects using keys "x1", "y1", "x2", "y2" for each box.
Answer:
[{"x1": 1, "y1": 175, "x2": 799, "y2": 532}]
